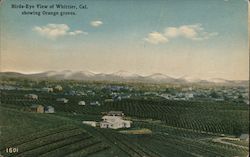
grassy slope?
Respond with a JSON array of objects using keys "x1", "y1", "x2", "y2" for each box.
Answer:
[{"x1": 0, "y1": 106, "x2": 124, "y2": 157}]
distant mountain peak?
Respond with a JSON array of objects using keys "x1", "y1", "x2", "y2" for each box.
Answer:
[
  {"x1": 207, "y1": 78, "x2": 228, "y2": 83},
  {"x1": 78, "y1": 70, "x2": 95, "y2": 76},
  {"x1": 148, "y1": 73, "x2": 172, "y2": 80},
  {"x1": 179, "y1": 75, "x2": 202, "y2": 82},
  {"x1": 0, "y1": 70, "x2": 247, "y2": 86},
  {"x1": 112, "y1": 70, "x2": 140, "y2": 77}
]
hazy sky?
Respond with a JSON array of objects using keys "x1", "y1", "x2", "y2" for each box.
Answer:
[{"x1": 0, "y1": 0, "x2": 249, "y2": 80}]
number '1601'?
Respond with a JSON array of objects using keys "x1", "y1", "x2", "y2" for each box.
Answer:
[{"x1": 6, "y1": 147, "x2": 18, "y2": 153}]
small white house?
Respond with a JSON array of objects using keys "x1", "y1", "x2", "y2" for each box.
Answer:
[
  {"x1": 78, "y1": 101, "x2": 86, "y2": 106},
  {"x1": 100, "y1": 115, "x2": 132, "y2": 129},
  {"x1": 104, "y1": 99, "x2": 114, "y2": 102},
  {"x1": 185, "y1": 93, "x2": 194, "y2": 99},
  {"x1": 90, "y1": 101, "x2": 100, "y2": 106},
  {"x1": 54, "y1": 85, "x2": 63, "y2": 91},
  {"x1": 42, "y1": 87, "x2": 53, "y2": 92},
  {"x1": 240, "y1": 134, "x2": 249, "y2": 141},
  {"x1": 244, "y1": 100, "x2": 249, "y2": 105},
  {"x1": 107, "y1": 111, "x2": 124, "y2": 116},
  {"x1": 82, "y1": 121, "x2": 98, "y2": 127},
  {"x1": 56, "y1": 98, "x2": 68, "y2": 103},
  {"x1": 45, "y1": 106, "x2": 55, "y2": 113},
  {"x1": 25, "y1": 94, "x2": 38, "y2": 100}
]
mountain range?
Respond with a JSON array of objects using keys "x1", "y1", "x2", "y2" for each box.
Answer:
[{"x1": 0, "y1": 70, "x2": 248, "y2": 86}]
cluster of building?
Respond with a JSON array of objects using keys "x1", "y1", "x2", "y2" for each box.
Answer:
[
  {"x1": 29, "y1": 104, "x2": 55, "y2": 113},
  {"x1": 110, "y1": 92, "x2": 131, "y2": 101},
  {"x1": 42, "y1": 85, "x2": 63, "y2": 92},
  {"x1": 24, "y1": 94, "x2": 39, "y2": 100},
  {"x1": 24, "y1": 92, "x2": 102, "y2": 107},
  {"x1": 14, "y1": 82, "x2": 249, "y2": 105},
  {"x1": 140, "y1": 87, "x2": 249, "y2": 104},
  {"x1": 0, "y1": 84, "x2": 63, "y2": 92},
  {"x1": 104, "y1": 85, "x2": 132, "y2": 92},
  {"x1": 83, "y1": 111, "x2": 132, "y2": 129},
  {"x1": 159, "y1": 93, "x2": 194, "y2": 101}
]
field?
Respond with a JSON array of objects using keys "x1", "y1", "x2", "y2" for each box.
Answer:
[
  {"x1": 0, "y1": 79, "x2": 249, "y2": 157},
  {"x1": 0, "y1": 107, "x2": 110, "y2": 157}
]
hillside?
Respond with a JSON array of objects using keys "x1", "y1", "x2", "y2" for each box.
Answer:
[{"x1": 0, "y1": 71, "x2": 248, "y2": 86}]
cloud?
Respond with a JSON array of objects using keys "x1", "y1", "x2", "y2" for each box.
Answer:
[
  {"x1": 68, "y1": 30, "x2": 87, "y2": 36},
  {"x1": 90, "y1": 20, "x2": 103, "y2": 27},
  {"x1": 145, "y1": 24, "x2": 218, "y2": 44},
  {"x1": 144, "y1": 32, "x2": 168, "y2": 44},
  {"x1": 33, "y1": 24, "x2": 87, "y2": 39},
  {"x1": 164, "y1": 24, "x2": 218, "y2": 41}
]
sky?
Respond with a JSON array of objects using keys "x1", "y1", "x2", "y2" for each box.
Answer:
[{"x1": 0, "y1": 0, "x2": 249, "y2": 80}]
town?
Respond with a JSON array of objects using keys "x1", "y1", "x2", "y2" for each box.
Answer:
[{"x1": 1, "y1": 79, "x2": 248, "y2": 106}]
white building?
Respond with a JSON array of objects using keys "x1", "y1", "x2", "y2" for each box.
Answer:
[
  {"x1": 90, "y1": 101, "x2": 100, "y2": 106},
  {"x1": 240, "y1": 134, "x2": 249, "y2": 141},
  {"x1": 105, "y1": 99, "x2": 114, "y2": 102},
  {"x1": 100, "y1": 115, "x2": 132, "y2": 129},
  {"x1": 56, "y1": 98, "x2": 68, "y2": 103},
  {"x1": 54, "y1": 85, "x2": 63, "y2": 91},
  {"x1": 42, "y1": 87, "x2": 53, "y2": 92},
  {"x1": 78, "y1": 101, "x2": 86, "y2": 106},
  {"x1": 45, "y1": 106, "x2": 55, "y2": 113},
  {"x1": 244, "y1": 100, "x2": 249, "y2": 105},
  {"x1": 107, "y1": 111, "x2": 124, "y2": 116},
  {"x1": 25, "y1": 94, "x2": 38, "y2": 100},
  {"x1": 0, "y1": 85, "x2": 16, "y2": 90},
  {"x1": 185, "y1": 93, "x2": 194, "y2": 99},
  {"x1": 82, "y1": 121, "x2": 98, "y2": 127},
  {"x1": 160, "y1": 94, "x2": 172, "y2": 100}
]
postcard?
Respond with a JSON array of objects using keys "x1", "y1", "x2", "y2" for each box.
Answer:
[{"x1": 0, "y1": 0, "x2": 249, "y2": 157}]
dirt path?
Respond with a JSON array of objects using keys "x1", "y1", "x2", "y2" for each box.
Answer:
[{"x1": 212, "y1": 137, "x2": 249, "y2": 149}]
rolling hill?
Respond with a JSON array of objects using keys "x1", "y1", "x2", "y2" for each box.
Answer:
[{"x1": 0, "y1": 70, "x2": 248, "y2": 86}]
